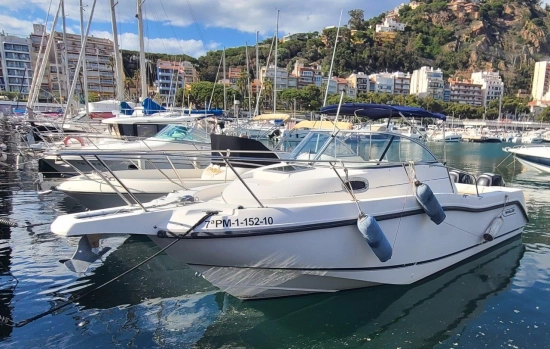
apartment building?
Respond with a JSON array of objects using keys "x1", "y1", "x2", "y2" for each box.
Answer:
[
  {"x1": 155, "y1": 60, "x2": 198, "y2": 104},
  {"x1": 30, "y1": 24, "x2": 116, "y2": 102},
  {"x1": 291, "y1": 60, "x2": 322, "y2": 89},
  {"x1": 323, "y1": 76, "x2": 352, "y2": 96},
  {"x1": 410, "y1": 66, "x2": 445, "y2": 100},
  {"x1": 531, "y1": 61, "x2": 550, "y2": 101},
  {"x1": 369, "y1": 72, "x2": 395, "y2": 94},
  {"x1": 471, "y1": 71, "x2": 504, "y2": 106},
  {"x1": 346, "y1": 72, "x2": 373, "y2": 94},
  {"x1": 392, "y1": 71, "x2": 411, "y2": 95},
  {"x1": 448, "y1": 78, "x2": 483, "y2": 107},
  {"x1": 0, "y1": 33, "x2": 32, "y2": 97},
  {"x1": 260, "y1": 65, "x2": 289, "y2": 90}
]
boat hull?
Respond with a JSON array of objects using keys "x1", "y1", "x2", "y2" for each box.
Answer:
[{"x1": 146, "y1": 195, "x2": 526, "y2": 299}]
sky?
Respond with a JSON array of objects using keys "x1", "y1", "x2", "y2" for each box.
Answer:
[{"x1": 0, "y1": 0, "x2": 406, "y2": 58}]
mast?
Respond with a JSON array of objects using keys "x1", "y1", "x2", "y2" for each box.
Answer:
[
  {"x1": 80, "y1": 0, "x2": 90, "y2": 116},
  {"x1": 323, "y1": 9, "x2": 343, "y2": 107},
  {"x1": 136, "y1": 0, "x2": 147, "y2": 100},
  {"x1": 245, "y1": 41, "x2": 252, "y2": 115},
  {"x1": 223, "y1": 47, "x2": 226, "y2": 112},
  {"x1": 61, "y1": 0, "x2": 70, "y2": 108},
  {"x1": 256, "y1": 31, "x2": 259, "y2": 93},
  {"x1": 28, "y1": 1, "x2": 62, "y2": 112},
  {"x1": 273, "y1": 9, "x2": 279, "y2": 113},
  {"x1": 110, "y1": 0, "x2": 124, "y2": 100},
  {"x1": 62, "y1": 0, "x2": 97, "y2": 127}
]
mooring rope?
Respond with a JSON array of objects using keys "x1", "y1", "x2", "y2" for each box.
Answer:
[{"x1": 0, "y1": 211, "x2": 217, "y2": 328}]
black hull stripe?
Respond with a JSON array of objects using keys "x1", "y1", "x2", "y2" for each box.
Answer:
[
  {"x1": 186, "y1": 228, "x2": 522, "y2": 272},
  {"x1": 182, "y1": 200, "x2": 527, "y2": 239}
]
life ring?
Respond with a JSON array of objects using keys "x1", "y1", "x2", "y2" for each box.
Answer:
[{"x1": 63, "y1": 136, "x2": 85, "y2": 147}]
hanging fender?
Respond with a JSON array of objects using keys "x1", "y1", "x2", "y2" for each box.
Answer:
[
  {"x1": 414, "y1": 180, "x2": 446, "y2": 225},
  {"x1": 483, "y1": 215, "x2": 504, "y2": 241},
  {"x1": 357, "y1": 214, "x2": 392, "y2": 262},
  {"x1": 63, "y1": 136, "x2": 86, "y2": 147}
]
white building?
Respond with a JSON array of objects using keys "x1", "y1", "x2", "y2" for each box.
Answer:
[
  {"x1": 375, "y1": 18, "x2": 406, "y2": 33},
  {"x1": 323, "y1": 76, "x2": 352, "y2": 96},
  {"x1": 471, "y1": 71, "x2": 504, "y2": 106},
  {"x1": 0, "y1": 33, "x2": 32, "y2": 97},
  {"x1": 369, "y1": 72, "x2": 395, "y2": 94},
  {"x1": 260, "y1": 65, "x2": 289, "y2": 91},
  {"x1": 531, "y1": 61, "x2": 550, "y2": 102},
  {"x1": 410, "y1": 66, "x2": 444, "y2": 100}
]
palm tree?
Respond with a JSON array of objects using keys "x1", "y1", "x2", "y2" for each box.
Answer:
[
  {"x1": 263, "y1": 79, "x2": 273, "y2": 110},
  {"x1": 236, "y1": 70, "x2": 248, "y2": 98}
]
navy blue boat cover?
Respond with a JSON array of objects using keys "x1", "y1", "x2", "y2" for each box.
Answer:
[{"x1": 320, "y1": 103, "x2": 446, "y2": 121}]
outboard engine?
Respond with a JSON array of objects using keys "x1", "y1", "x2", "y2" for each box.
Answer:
[
  {"x1": 449, "y1": 170, "x2": 475, "y2": 184},
  {"x1": 476, "y1": 173, "x2": 504, "y2": 187}
]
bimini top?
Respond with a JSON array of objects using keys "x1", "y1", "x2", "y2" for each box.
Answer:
[
  {"x1": 252, "y1": 113, "x2": 291, "y2": 121},
  {"x1": 293, "y1": 120, "x2": 353, "y2": 130},
  {"x1": 320, "y1": 103, "x2": 447, "y2": 121}
]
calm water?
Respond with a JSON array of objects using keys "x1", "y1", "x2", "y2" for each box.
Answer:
[{"x1": 0, "y1": 141, "x2": 549, "y2": 348}]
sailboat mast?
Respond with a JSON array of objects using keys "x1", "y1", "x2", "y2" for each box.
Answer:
[
  {"x1": 61, "y1": 0, "x2": 70, "y2": 107},
  {"x1": 273, "y1": 10, "x2": 279, "y2": 113},
  {"x1": 80, "y1": 0, "x2": 90, "y2": 115},
  {"x1": 256, "y1": 31, "x2": 259, "y2": 89},
  {"x1": 136, "y1": 0, "x2": 147, "y2": 100},
  {"x1": 29, "y1": 1, "x2": 62, "y2": 110},
  {"x1": 323, "y1": 9, "x2": 343, "y2": 107},
  {"x1": 223, "y1": 47, "x2": 226, "y2": 112},
  {"x1": 110, "y1": 0, "x2": 124, "y2": 100},
  {"x1": 62, "y1": 0, "x2": 97, "y2": 127},
  {"x1": 245, "y1": 41, "x2": 252, "y2": 115}
]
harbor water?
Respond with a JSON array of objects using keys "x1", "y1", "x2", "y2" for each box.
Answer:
[{"x1": 0, "y1": 141, "x2": 549, "y2": 348}]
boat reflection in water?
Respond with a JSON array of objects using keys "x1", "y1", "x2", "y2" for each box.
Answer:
[
  {"x1": 197, "y1": 236, "x2": 524, "y2": 348},
  {"x1": 68, "y1": 235, "x2": 217, "y2": 311}
]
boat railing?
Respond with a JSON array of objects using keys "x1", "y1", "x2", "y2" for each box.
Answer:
[{"x1": 50, "y1": 146, "x2": 444, "y2": 210}]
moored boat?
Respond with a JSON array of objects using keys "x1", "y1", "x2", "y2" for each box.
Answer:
[{"x1": 51, "y1": 103, "x2": 528, "y2": 300}]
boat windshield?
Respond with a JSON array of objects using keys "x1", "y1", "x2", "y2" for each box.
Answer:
[
  {"x1": 150, "y1": 124, "x2": 211, "y2": 143},
  {"x1": 289, "y1": 131, "x2": 438, "y2": 164}
]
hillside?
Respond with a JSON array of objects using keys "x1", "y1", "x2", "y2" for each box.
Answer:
[{"x1": 121, "y1": 0, "x2": 550, "y2": 97}]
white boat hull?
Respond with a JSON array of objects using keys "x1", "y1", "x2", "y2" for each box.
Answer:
[
  {"x1": 148, "y1": 198, "x2": 525, "y2": 299},
  {"x1": 52, "y1": 185, "x2": 527, "y2": 299}
]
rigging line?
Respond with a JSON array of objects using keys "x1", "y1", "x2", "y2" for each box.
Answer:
[
  {"x1": 158, "y1": 0, "x2": 204, "y2": 55},
  {"x1": 442, "y1": 220, "x2": 481, "y2": 238},
  {"x1": 185, "y1": 0, "x2": 209, "y2": 52}
]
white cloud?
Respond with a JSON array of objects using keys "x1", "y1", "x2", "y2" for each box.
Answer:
[
  {"x1": 1, "y1": 0, "x2": 403, "y2": 35},
  {"x1": 89, "y1": 30, "x2": 216, "y2": 58},
  {"x1": 0, "y1": 14, "x2": 38, "y2": 36}
]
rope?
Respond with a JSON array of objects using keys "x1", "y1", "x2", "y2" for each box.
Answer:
[
  {"x1": 496, "y1": 153, "x2": 513, "y2": 169},
  {"x1": 0, "y1": 211, "x2": 217, "y2": 328}
]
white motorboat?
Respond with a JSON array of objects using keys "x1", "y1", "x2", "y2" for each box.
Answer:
[
  {"x1": 503, "y1": 145, "x2": 550, "y2": 173},
  {"x1": 431, "y1": 131, "x2": 462, "y2": 142},
  {"x1": 51, "y1": 104, "x2": 528, "y2": 300},
  {"x1": 55, "y1": 134, "x2": 283, "y2": 209},
  {"x1": 38, "y1": 124, "x2": 212, "y2": 179}
]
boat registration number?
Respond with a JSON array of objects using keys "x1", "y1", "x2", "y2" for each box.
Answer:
[{"x1": 204, "y1": 217, "x2": 274, "y2": 229}]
